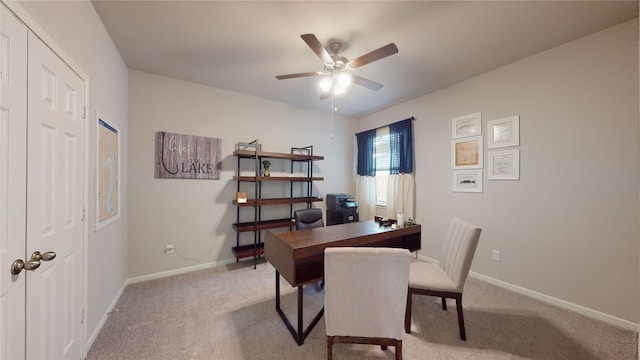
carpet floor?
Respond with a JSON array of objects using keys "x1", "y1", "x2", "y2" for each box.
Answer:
[{"x1": 86, "y1": 259, "x2": 638, "y2": 360}]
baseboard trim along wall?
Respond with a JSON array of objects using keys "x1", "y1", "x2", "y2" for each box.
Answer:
[
  {"x1": 417, "y1": 254, "x2": 638, "y2": 332},
  {"x1": 87, "y1": 257, "x2": 238, "y2": 352},
  {"x1": 127, "y1": 258, "x2": 238, "y2": 285},
  {"x1": 86, "y1": 281, "x2": 127, "y2": 356}
]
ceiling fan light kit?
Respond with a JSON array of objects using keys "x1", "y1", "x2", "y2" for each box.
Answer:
[
  {"x1": 336, "y1": 73, "x2": 351, "y2": 87},
  {"x1": 276, "y1": 33, "x2": 398, "y2": 100},
  {"x1": 319, "y1": 73, "x2": 351, "y2": 94}
]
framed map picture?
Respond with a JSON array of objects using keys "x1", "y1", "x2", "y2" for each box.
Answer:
[{"x1": 96, "y1": 112, "x2": 120, "y2": 229}]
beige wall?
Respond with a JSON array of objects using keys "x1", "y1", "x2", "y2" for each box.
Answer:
[
  {"x1": 127, "y1": 70, "x2": 356, "y2": 278},
  {"x1": 357, "y1": 19, "x2": 639, "y2": 324},
  {"x1": 15, "y1": 0, "x2": 639, "y2": 346},
  {"x1": 15, "y1": 0, "x2": 129, "y2": 351}
]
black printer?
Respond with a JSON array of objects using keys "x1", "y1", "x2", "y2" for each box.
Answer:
[{"x1": 326, "y1": 194, "x2": 359, "y2": 226}]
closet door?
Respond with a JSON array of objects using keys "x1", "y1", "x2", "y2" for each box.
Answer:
[
  {"x1": 0, "y1": 5, "x2": 28, "y2": 359},
  {"x1": 26, "y1": 31, "x2": 84, "y2": 360}
]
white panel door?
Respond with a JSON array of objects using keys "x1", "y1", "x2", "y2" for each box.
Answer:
[
  {"x1": 26, "y1": 31, "x2": 84, "y2": 360},
  {"x1": 0, "y1": 5, "x2": 28, "y2": 360}
]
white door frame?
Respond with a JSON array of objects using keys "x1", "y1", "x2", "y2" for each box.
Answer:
[{"x1": 3, "y1": 1, "x2": 90, "y2": 357}]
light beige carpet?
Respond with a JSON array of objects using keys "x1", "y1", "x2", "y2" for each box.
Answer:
[{"x1": 86, "y1": 259, "x2": 638, "y2": 359}]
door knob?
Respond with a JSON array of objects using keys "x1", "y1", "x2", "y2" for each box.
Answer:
[
  {"x1": 10, "y1": 259, "x2": 41, "y2": 275},
  {"x1": 31, "y1": 251, "x2": 56, "y2": 262},
  {"x1": 10, "y1": 250, "x2": 55, "y2": 275}
]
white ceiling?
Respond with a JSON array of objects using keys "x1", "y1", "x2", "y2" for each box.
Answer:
[{"x1": 92, "y1": 1, "x2": 637, "y2": 119}]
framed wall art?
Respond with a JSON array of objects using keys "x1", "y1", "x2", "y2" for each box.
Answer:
[
  {"x1": 451, "y1": 135, "x2": 483, "y2": 169},
  {"x1": 488, "y1": 149, "x2": 520, "y2": 180},
  {"x1": 96, "y1": 112, "x2": 120, "y2": 229},
  {"x1": 487, "y1": 115, "x2": 519, "y2": 148},
  {"x1": 156, "y1": 131, "x2": 222, "y2": 180},
  {"x1": 452, "y1": 112, "x2": 482, "y2": 139},
  {"x1": 452, "y1": 169, "x2": 483, "y2": 193}
]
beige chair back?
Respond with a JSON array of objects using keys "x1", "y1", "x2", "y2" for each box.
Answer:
[
  {"x1": 324, "y1": 247, "x2": 411, "y2": 339},
  {"x1": 439, "y1": 218, "x2": 482, "y2": 292}
]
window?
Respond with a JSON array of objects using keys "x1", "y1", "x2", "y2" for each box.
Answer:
[
  {"x1": 374, "y1": 127, "x2": 390, "y2": 206},
  {"x1": 355, "y1": 117, "x2": 414, "y2": 210}
]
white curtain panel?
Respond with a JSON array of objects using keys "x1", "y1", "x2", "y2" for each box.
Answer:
[
  {"x1": 355, "y1": 175, "x2": 377, "y2": 221},
  {"x1": 386, "y1": 173, "x2": 415, "y2": 221}
]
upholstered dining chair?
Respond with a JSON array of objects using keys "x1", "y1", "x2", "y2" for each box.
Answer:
[
  {"x1": 294, "y1": 208, "x2": 324, "y2": 230},
  {"x1": 404, "y1": 218, "x2": 481, "y2": 341},
  {"x1": 324, "y1": 247, "x2": 411, "y2": 360}
]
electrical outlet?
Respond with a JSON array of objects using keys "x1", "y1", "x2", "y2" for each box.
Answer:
[
  {"x1": 492, "y1": 250, "x2": 501, "y2": 261},
  {"x1": 165, "y1": 244, "x2": 175, "y2": 254}
]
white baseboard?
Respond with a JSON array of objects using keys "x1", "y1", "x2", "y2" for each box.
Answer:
[
  {"x1": 85, "y1": 281, "x2": 127, "y2": 354},
  {"x1": 85, "y1": 257, "x2": 237, "y2": 356},
  {"x1": 126, "y1": 258, "x2": 237, "y2": 284},
  {"x1": 417, "y1": 254, "x2": 639, "y2": 332}
]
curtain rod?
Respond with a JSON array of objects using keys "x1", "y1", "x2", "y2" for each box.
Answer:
[{"x1": 355, "y1": 116, "x2": 415, "y2": 135}]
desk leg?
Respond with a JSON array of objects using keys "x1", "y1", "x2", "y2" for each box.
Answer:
[
  {"x1": 297, "y1": 286, "x2": 304, "y2": 344},
  {"x1": 274, "y1": 271, "x2": 324, "y2": 346}
]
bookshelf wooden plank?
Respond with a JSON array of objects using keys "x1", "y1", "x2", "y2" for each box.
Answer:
[
  {"x1": 233, "y1": 197, "x2": 323, "y2": 207},
  {"x1": 233, "y1": 218, "x2": 295, "y2": 232},
  {"x1": 233, "y1": 176, "x2": 324, "y2": 182},
  {"x1": 233, "y1": 149, "x2": 324, "y2": 161},
  {"x1": 232, "y1": 243, "x2": 265, "y2": 259}
]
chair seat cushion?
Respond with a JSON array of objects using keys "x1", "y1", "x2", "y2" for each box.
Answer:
[{"x1": 409, "y1": 261, "x2": 458, "y2": 292}]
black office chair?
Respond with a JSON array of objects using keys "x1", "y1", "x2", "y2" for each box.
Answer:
[
  {"x1": 294, "y1": 208, "x2": 324, "y2": 230},
  {"x1": 294, "y1": 208, "x2": 325, "y2": 289}
]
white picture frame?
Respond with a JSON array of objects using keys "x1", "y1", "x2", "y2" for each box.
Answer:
[
  {"x1": 452, "y1": 112, "x2": 482, "y2": 139},
  {"x1": 488, "y1": 149, "x2": 520, "y2": 180},
  {"x1": 96, "y1": 111, "x2": 120, "y2": 230},
  {"x1": 452, "y1": 169, "x2": 483, "y2": 193},
  {"x1": 487, "y1": 115, "x2": 519, "y2": 148},
  {"x1": 451, "y1": 135, "x2": 483, "y2": 169}
]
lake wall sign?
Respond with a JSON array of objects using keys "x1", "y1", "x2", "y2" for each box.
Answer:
[{"x1": 156, "y1": 131, "x2": 221, "y2": 179}]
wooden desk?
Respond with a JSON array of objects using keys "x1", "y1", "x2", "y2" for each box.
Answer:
[{"x1": 265, "y1": 221, "x2": 421, "y2": 345}]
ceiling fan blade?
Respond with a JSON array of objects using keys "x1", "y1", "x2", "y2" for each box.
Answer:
[
  {"x1": 350, "y1": 43, "x2": 398, "y2": 68},
  {"x1": 301, "y1": 34, "x2": 333, "y2": 64},
  {"x1": 276, "y1": 72, "x2": 322, "y2": 80},
  {"x1": 351, "y1": 74, "x2": 384, "y2": 91}
]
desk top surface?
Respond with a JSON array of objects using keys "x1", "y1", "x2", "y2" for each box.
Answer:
[
  {"x1": 266, "y1": 220, "x2": 421, "y2": 250},
  {"x1": 264, "y1": 220, "x2": 421, "y2": 286}
]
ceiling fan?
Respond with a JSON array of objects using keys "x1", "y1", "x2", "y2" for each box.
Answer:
[{"x1": 275, "y1": 34, "x2": 398, "y2": 98}]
